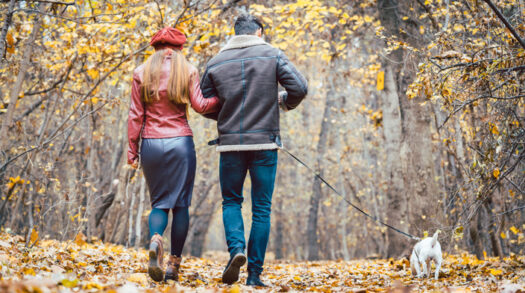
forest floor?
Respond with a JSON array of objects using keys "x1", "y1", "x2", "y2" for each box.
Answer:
[{"x1": 0, "y1": 232, "x2": 524, "y2": 292}]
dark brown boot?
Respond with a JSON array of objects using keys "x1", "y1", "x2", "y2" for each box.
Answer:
[
  {"x1": 148, "y1": 233, "x2": 164, "y2": 282},
  {"x1": 164, "y1": 255, "x2": 181, "y2": 282}
]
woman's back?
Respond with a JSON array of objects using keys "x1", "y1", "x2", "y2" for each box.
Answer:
[
  {"x1": 133, "y1": 52, "x2": 193, "y2": 139},
  {"x1": 129, "y1": 50, "x2": 218, "y2": 147}
]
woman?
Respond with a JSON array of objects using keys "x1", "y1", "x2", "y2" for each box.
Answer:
[{"x1": 127, "y1": 27, "x2": 219, "y2": 282}]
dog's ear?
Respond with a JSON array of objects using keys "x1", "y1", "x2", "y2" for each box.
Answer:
[{"x1": 431, "y1": 231, "x2": 440, "y2": 247}]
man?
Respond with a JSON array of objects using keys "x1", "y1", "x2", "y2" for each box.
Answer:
[{"x1": 201, "y1": 14, "x2": 307, "y2": 286}]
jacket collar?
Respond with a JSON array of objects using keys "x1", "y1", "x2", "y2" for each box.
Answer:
[{"x1": 220, "y1": 35, "x2": 268, "y2": 53}]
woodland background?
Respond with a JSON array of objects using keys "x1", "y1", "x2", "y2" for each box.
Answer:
[{"x1": 0, "y1": 0, "x2": 523, "y2": 263}]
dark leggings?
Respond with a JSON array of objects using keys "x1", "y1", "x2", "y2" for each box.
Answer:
[{"x1": 149, "y1": 207, "x2": 189, "y2": 257}]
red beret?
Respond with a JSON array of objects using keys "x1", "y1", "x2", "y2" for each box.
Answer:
[{"x1": 150, "y1": 27, "x2": 186, "y2": 50}]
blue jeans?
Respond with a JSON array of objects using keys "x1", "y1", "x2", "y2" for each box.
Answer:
[{"x1": 220, "y1": 150, "x2": 278, "y2": 275}]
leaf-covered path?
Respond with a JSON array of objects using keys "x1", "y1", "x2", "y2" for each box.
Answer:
[{"x1": 0, "y1": 232, "x2": 523, "y2": 292}]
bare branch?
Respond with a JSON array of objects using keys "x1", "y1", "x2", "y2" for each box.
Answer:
[
  {"x1": 496, "y1": 205, "x2": 525, "y2": 216},
  {"x1": 10, "y1": 54, "x2": 77, "y2": 125},
  {"x1": 414, "y1": 0, "x2": 439, "y2": 30},
  {"x1": 0, "y1": 101, "x2": 108, "y2": 173},
  {"x1": 221, "y1": 0, "x2": 242, "y2": 12},
  {"x1": 33, "y1": 0, "x2": 75, "y2": 5},
  {"x1": 0, "y1": 0, "x2": 17, "y2": 61},
  {"x1": 482, "y1": 0, "x2": 525, "y2": 50},
  {"x1": 495, "y1": 65, "x2": 525, "y2": 74},
  {"x1": 14, "y1": 9, "x2": 121, "y2": 23},
  {"x1": 439, "y1": 94, "x2": 525, "y2": 129}
]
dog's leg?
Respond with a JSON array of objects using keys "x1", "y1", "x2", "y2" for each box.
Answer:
[
  {"x1": 415, "y1": 263, "x2": 422, "y2": 278},
  {"x1": 415, "y1": 261, "x2": 423, "y2": 278},
  {"x1": 434, "y1": 260, "x2": 441, "y2": 280},
  {"x1": 410, "y1": 253, "x2": 418, "y2": 276},
  {"x1": 422, "y1": 259, "x2": 429, "y2": 278}
]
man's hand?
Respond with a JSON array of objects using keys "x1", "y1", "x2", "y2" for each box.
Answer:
[
  {"x1": 278, "y1": 91, "x2": 289, "y2": 112},
  {"x1": 130, "y1": 159, "x2": 139, "y2": 169}
]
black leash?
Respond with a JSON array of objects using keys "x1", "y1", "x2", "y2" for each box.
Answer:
[{"x1": 280, "y1": 147, "x2": 421, "y2": 241}]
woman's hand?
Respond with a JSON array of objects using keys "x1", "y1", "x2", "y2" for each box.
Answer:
[{"x1": 131, "y1": 159, "x2": 139, "y2": 169}]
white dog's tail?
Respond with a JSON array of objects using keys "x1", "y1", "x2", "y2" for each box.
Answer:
[{"x1": 431, "y1": 230, "x2": 440, "y2": 247}]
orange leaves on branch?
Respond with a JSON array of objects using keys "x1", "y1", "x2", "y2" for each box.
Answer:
[
  {"x1": 489, "y1": 123, "x2": 500, "y2": 135},
  {"x1": 87, "y1": 69, "x2": 99, "y2": 80},
  {"x1": 6, "y1": 32, "x2": 15, "y2": 54},
  {"x1": 492, "y1": 168, "x2": 500, "y2": 179},
  {"x1": 7, "y1": 176, "x2": 25, "y2": 189}
]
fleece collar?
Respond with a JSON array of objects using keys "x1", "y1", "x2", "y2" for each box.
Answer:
[{"x1": 219, "y1": 35, "x2": 268, "y2": 53}]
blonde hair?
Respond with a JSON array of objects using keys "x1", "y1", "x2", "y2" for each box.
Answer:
[{"x1": 141, "y1": 49, "x2": 190, "y2": 115}]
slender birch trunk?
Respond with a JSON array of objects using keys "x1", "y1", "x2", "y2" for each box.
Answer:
[
  {"x1": 0, "y1": 0, "x2": 17, "y2": 62},
  {"x1": 0, "y1": 3, "x2": 44, "y2": 151},
  {"x1": 135, "y1": 176, "x2": 146, "y2": 248}
]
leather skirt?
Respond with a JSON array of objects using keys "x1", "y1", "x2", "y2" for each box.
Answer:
[{"x1": 140, "y1": 136, "x2": 195, "y2": 208}]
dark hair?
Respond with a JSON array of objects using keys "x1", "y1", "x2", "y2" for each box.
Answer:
[{"x1": 234, "y1": 14, "x2": 264, "y2": 35}]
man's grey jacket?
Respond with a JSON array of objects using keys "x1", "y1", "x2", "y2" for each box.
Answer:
[{"x1": 200, "y1": 35, "x2": 308, "y2": 152}]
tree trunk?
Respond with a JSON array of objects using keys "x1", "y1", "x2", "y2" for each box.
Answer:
[
  {"x1": 105, "y1": 164, "x2": 131, "y2": 243},
  {"x1": 188, "y1": 205, "x2": 217, "y2": 257},
  {"x1": 485, "y1": 199, "x2": 504, "y2": 258},
  {"x1": 135, "y1": 176, "x2": 146, "y2": 248},
  {"x1": 469, "y1": 212, "x2": 484, "y2": 260},
  {"x1": 306, "y1": 86, "x2": 335, "y2": 260},
  {"x1": 404, "y1": 100, "x2": 441, "y2": 233},
  {"x1": 274, "y1": 196, "x2": 285, "y2": 259},
  {"x1": 338, "y1": 169, "x2": 350, "y2": 261},
  {"x1": 127, "y1": 177, "x2": 138, "y2": 247},
  {"x1": 378, "y1": 0, "x2": 441, "y2": 255},
  {"x1": 0, "y1": 3, "x2": 44, "y2": 151},
  {"x1": 185, "y1": 178, "x2": 217, "y2": 257},
  {"x1": 336, "y1": 104, "x2": 350, "y2": 261},
  {"x1": 187, "y1": 195, "x2": 218, "y2": 257},
  {"x1": 86, "y1": 115, "x2": 97, "y2": 239},
  {"x1": 0, "y1": 0, "x2": 17, "y2": 62},
  {"x1": 380, "y1": 65, "x2": 409, "y2": 257}
]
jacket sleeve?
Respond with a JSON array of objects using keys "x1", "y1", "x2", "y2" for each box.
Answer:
[
  {"x1": 127, "y1": 72, "x2": 144, "y2": 165},
  {"x1": 189, "y1": 67, "x2": 220, "y2": 114},
  {"x1": 276, "y1": 50, "x2": 308, "y2": 111},
  {"x1": 199, "y1": 66, "x2": 221, "y2": 120}
]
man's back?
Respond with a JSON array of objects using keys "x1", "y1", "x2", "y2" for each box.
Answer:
[{"x1": 201, "y1": 35, "x2": 307, "y2": 151}]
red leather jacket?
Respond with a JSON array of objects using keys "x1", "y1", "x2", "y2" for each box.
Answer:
[{"x1": 127, "y1": 52, "x2": 219, "y2": 164}]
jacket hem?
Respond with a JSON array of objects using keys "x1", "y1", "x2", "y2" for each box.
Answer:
[
  {"x1": 216, "y1": 143, "x2": 280, "y2": 152},
  {"x1": 142, "y1": 132, "x2": 193, "y2": 139}
]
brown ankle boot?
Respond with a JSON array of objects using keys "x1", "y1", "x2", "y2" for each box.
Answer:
[
  {"x1": 147, "y1": 233, "x2": 164, "y2": 282},
  {"x1": 164, "y1": 255, "x2": 181, "y2": 282}
]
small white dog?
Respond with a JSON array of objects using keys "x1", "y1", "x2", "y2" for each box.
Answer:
[{"x1": 410, "y1": 230, "x2": 442, "y2": 280}]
